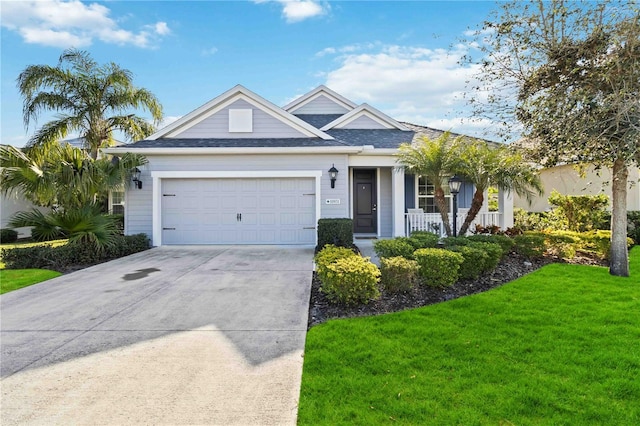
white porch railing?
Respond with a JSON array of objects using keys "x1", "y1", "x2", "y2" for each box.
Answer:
[{"x1": 404, "y1": 211, "x2": 502, "y2": 237}]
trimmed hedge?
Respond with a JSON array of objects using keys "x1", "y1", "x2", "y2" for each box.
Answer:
[
  {"x1": 321, "y1": 255, "x2": 381, "y2": 305},
  {"x1": 466, "y1": 234, "x2": 514, "y2": 256},
  {"x1": 513, "y1": 234, "x2": 546, "y2": 259},
  {"x1": 468, "y1": 241, "x2": 503, "y2": 271},
  {"x1": 440, "y1": 236, "x2": 471, "y2": 248},
  {"x1": 448, "y1": 245, "x2": 488, "y2": 280},
  {"x1": 317, "y1": 218, "x2": 354, "y2": 249},
  {"x1": 314, "y1": 244, "x2": 356, "y2": 283},
  {"x1": 408, "y1": 231, "x2": 439, "y2": 249},
  {"x1": 413, "y1": 248, "x2": 464, "y2": 287},
  {"x1": 380, "y1": 256, "x2": 419, "y2": 293},
  {"x1": 374, "y1": 238, "x2": 416, "y2": 260},
  {"x1": 1, "y1": 233, "x2": 150, "y2": 271},
  {"x1": 0, "y1": 228, "x2": 18, "y2": 244}
]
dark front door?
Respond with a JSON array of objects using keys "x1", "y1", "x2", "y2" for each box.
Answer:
[{"x1": 353, "y1": 169, "x2": 377, "y2": 233}]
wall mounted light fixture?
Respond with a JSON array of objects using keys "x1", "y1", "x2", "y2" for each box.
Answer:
[
  {"x1": 328, "y1": 164, "x2": 339, "y2": 189},
  {"x1": 132, "y1": 167, "x2": 143, "y2": 190}
]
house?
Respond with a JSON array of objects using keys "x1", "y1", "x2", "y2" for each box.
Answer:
[
  {"x1": 514, "y1": 164, "x2": 640, "y2": 212},
  {"x1": 106, "y1": 85, "x2": 512, "y2": 246}
]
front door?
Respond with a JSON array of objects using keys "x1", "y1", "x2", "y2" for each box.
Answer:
[{"x1": 353, "y1": 169, "x2": 377, "y2": 234}]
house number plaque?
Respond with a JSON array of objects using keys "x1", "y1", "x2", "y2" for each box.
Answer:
[{"x1": 325, "y1": 199, "x2": 341, "y2": 205}]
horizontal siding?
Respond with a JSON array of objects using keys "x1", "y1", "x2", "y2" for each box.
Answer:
[
  {"x1": 125, "y1": 154, "x2": 351, "y2": 240},
  {"x1": 294, "y1": 94, "x2": 351, "y2": 114},
  {"x1": 173, "y1": 99, "x2": 307, "y2": 139},
  {"x1": 340, "y1": 115, "x2": 388, "y2": 130}
]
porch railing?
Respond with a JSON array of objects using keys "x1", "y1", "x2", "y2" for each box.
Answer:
[{"x1": 404, "y1": 211, "x2": 502, "y2": 237}]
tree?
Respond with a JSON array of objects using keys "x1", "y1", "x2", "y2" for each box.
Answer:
[
  {"x1": 464, "y1": 0, "x2": 639, "y2": 276},
  {"x1": 0, "y1": 144, "x2": 147, "y2": 210},
  {"x1": 18, "y1": 49, "x2": 163, "y2": 159},
  {"x1": 454, "y1": 140, "x2": 543, "y2": 235},
  {"x1": 396, "y1": 133, "x2": 462, "y2": 236}
]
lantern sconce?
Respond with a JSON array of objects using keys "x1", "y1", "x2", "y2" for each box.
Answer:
[
  {"x1": 328, "y1": 164, "x2": 339, "y2": 189},
  {"x1": 132, "y1": 167, "x2": 143, "y2": 190}
]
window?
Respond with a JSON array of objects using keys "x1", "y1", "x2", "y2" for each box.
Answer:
[
  {"x1": 416, "y1": 176, "x2": 451, "y2": 213},
  {"x1": 109, "y1": 190, "x2": 125, "y2": 215}
]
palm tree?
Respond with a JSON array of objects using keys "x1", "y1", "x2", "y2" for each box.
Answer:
[
  {"x1": 454, "y1": 140, "x2": 543, "y2": 235},
  {"x1": 18, "y1": 49, "x2": 163, "y2": 159},
  {"x1": 0, "y1": 144, "x2": 147, "y2": 210},
  {"x1": 396, "y1": 133, "x2": 462, "y2": 236}
]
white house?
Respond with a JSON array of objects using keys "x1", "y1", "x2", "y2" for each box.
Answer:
[{"x1": 106, "y1": 85, "x2": 512, "y2": 246}]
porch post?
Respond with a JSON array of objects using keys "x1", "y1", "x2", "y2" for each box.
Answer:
[
  {"x1": 498, "y1": 189, "x2": 514, "y2": 229},
  {"x1": 392, "y1": 167, "x2": 405, "y2": 237}
]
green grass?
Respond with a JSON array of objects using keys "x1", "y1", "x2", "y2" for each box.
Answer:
[
  {"x1": 299, "y1": 247, "x2": 640, "y2": 425},
  {"x1": 0, "y1": 269, "x2": 62, "y2": 294}
]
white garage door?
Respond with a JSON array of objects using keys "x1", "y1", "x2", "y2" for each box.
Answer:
[{"x1": 161, "y1": 178, "x2": 316, "y2": 245}]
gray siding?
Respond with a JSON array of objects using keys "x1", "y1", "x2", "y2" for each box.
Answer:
[
  {"x1": 126, "y1": 154, "x2": 350, "y2": 240},
  {"x1": 340, "y1": 115, "x2": 388, "y2": 130},
  {"x1": 172, "y1": 99, "x2": 307, "y2": 139},
  {"x1": 379, "y1": 168, "x2": 393, "y2": 237},
  {"x1": 293, "y1": 94, "x2": 351, "y2": 114}
]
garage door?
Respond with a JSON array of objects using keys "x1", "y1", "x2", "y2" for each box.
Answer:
[{"x1": 161, "y1": 178, "x2": 316, "y2": 245}]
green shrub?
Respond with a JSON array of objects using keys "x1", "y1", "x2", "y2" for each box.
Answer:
[
  {"x1": 321, "y1": 256, "x2": 380, "y2": 305},
  {"x1": 317, "y1": 218, "x2": 353, "y2": 250},
  {"x1": 1, "y1": 233, "x2": 150, "y2": 271},
  {"x1": 575, "y1": 230, "x2": 633, "y2": 260},
  {"x1": 468, "y1": 241, "x2": 503, "y2": 271},
  {"x1": 374, "y1": 239, "x2": 415, "y2": 259},
  {"x1": 513, "y1": 234, "x2": 546, "y2": 258},
  {"x1": 0, "y1": 228, "x2": 18, "y2": 244},
  {"x1": 413, "y1": 248, "x2": 464, "y2": 287},
  {"x1": 628, "y1": 211, "x2": 640, "y2": 245},
  {"x1": 380, "y1": 256, "x2": 419, "y2": 293},
  {"x1": 448, "y1": 246, "x2": 489, "y2": 280},
  {"x1": 466, "y1": 234, "x2": 514, "y2": 256},
  {"x1": 547, "y1": 190, "x2": 609, "y2": 232},
  {"x1": 440, "y1": 236, "x2": 470, "y2": 247},
  {"x1": 408, "y1": 231, "x2": 439, "y2": 249},
  {"x1": 543, "y1": 231, "x2": 580, "y2": 259},
  {"x1": 314, "y1": 244, "x2": 357, "y2": 282}
]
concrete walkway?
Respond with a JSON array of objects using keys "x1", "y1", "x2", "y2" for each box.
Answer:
[{"x1": 0, "y1": 245, "x2": 314, "y2": 425}]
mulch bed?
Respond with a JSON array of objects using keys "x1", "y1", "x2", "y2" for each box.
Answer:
[{"x1": 307, "y1": 252, "x2": 605, "y2": 329}]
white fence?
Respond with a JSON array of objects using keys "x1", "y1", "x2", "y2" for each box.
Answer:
[{"x1": 404, "y1": 211, "x2": 502, "y2": 237}]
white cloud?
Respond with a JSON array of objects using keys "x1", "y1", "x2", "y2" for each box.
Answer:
[
  {"x1": 201, "y1": 47, "x2": 219, "y2": 57},
  {"x1": 255, "y1": 1, "x2": 329, "y2": 23},
  {"x1": 317, "y1": 42, "x2": 503, "y2": 140},
  {"x1": 0, "y1": 0, "x2": 170, "y2": 48}
]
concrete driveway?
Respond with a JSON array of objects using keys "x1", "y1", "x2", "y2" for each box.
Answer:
[{"x1": 0, "y1": 245, "x2": 314, "y2": 425}]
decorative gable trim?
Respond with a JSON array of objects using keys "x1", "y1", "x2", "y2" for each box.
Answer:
[
  {"x1": 321, "y1": 104, "x2": 410, "y2": 131},
  {"x1": 283, "y1": 85, "x2": 357, "y2": 113},
  {"x1": 147, "y1": 85, "x2": 334, "y2": 140}
]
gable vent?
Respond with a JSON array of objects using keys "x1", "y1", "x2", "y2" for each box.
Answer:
[{"x1": 229, "y1": 109, "x2": 253, "y2": 132}]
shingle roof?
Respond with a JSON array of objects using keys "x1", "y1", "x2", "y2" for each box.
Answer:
[
  {"x1": 294, "y1": 114, "x2": 344, "y2": 128},
  {"x1": 325, "y1": 129, "x2": 415, "y2": 149},
  {"x1": 128, "y1": 137, "x2": 351, "y2": 148}
]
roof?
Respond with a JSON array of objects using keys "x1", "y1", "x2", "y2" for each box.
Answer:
[
  {"x1": 128, "y1": 137, "x2": 351, "y2": 148},
  {"x1": 295, "y1": 114, "x2": 343, "y2": 128},
  {"x1": 326, "y1": 129, "x2": 415, "y2": 149}
]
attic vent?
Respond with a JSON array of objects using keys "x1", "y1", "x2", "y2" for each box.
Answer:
[{"x1": 229, "y1": 109, "x2": 253, "y2": 132}]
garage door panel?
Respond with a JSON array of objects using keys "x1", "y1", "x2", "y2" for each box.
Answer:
[{"x1": 162, "y1": 177, "x2": 316, "y2": 245}]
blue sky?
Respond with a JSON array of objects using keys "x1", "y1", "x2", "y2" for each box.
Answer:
[{"x1": 1, "y1": 0, "x2": 501, "y2": 147}]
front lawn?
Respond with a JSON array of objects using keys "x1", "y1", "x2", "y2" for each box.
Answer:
[
  {"x1": 298, "y1": 247, "x2": 640, "y2": 425},
  {"x1": 0, "y1": 269, "x2": 62, "y2": 294}
]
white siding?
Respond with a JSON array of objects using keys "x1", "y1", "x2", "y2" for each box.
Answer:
[
  {"x1": 340, "y1": 115, "x2": 389, "y2": 130},
  {"x1": 293, "y1": 94, "x2": 351, "y2": 114},
  {"x1": 379, "y1": 167, "x2": 393, "y2": 237},
  {"x1": 173, "y1": 99, "x2": 307, "y2": 139},
  {"x1": 126, "y1": 154, "x2": 350, "y2": 240}
]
